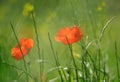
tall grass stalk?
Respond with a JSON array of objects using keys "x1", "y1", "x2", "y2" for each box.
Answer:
[
  {"x1": 83, "y1": 0, "x2": 100, "y2": 80},
  {"x1": 97, "y1": 43, "x2": 101, "y2": 82},
  {"x1": 97, "y1": 16, "x2": 115, "y2": 82},
  {"x1": 80, "y1": 42, "x2": 88, "y2": 82},
  {"x1": 79, "y1": 40, "x2": 98, "y2": 81},
  {"x1": 31, "y1": 12, "x2": 43, "y2": 82},
  {"x1": 69, "y1": 45, "x2": 79, "y2": 82},
  {"x1": 103, "y1": 61, "x2": 106, "y2": 81},
  {"x1": 99, "y1": 17, "x2": 115, "y2": 41},
  {"x1": 65, "y1": 37, "x2": 79, "y2": 82},
  {"x1": 114, "y1": 41, "x2": 120, "y2": 81},
  {"x1": 10, "y1": 22, "x2": 29, "y2": 82},
  {"x1": 48, "y1": 33, "x2": 64, "y2": 82}
]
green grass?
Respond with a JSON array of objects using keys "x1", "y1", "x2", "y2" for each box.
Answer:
[{"x1": 0, "y1": 0, "x2": 120, "y2": 82}]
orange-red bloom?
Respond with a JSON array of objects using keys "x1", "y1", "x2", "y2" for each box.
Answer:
[
  {"x1": 11, "y1": 38, "x2": 34, "y2": 60},
  {"x1": 11, "y1": 46, "x2": 28, "y2": 60},
  {"x1": 20, "y1": 38, "x2": 34, "y2": 50},
  {"x1": 55, "y1": 26, "x2": 83, "y2": 45}
]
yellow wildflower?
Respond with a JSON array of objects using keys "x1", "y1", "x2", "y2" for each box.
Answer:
[
  {"x1": 96, "y1": 2, "x2": 106, "y2": 12},
  {"x1": 97, "y1": 6, "x2": 103, "y2": 11},
  {"x1": 22, "y1": 3, "x2": 34, "y2": 16}
]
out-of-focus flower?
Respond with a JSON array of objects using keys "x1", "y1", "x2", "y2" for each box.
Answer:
[
  {"x1": 22, "y1": 3, "x2": 34, "y2": 16},
  {"x1": 11, "y1": 46, "x2": 28, "y2": 60},
  {"x1": 20, "y1": 38, "x2": 34, "y2": 50},
  {"x1": 11, "y1": 38, "x2": 34, "y2": 60},
  {"x1": 96, "y1": 2, "x2": 106, "y2": 12},
  {"x1": 97, "y1": 6, "x2": 103, "y2": 11},
  {"x1": 55, "y1": 26, "x2": 83, "y2": 45}
]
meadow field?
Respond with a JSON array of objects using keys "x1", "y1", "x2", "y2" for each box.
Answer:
[{"x1": 0, "y1": 0, "x2": 120, "y2": 82}]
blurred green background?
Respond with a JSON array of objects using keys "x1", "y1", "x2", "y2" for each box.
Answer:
[{"x1": 0, "y1": 0, "x2": 120, "y2": 82}]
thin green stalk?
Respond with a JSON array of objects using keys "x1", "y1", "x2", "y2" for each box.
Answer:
[
  {"x1": 99, "y1": 17, "x2": 115, "y2": 41},
  {"x1": 97, "y1": 16, "x2": 115, "y2": 81},
  {"x1": 17, "y1": 72, "x2": 24, "y2": 80},
  {"x1": 82, "y1": 59, "x2": 87, "y2": 82},
  {"x1": 66, "y1": 38, "x2": 79, "y2": 82},
  {"x1": 83, "y1": 1, "x2": 102, "y2": 80},
  {"x1": 61, "y1": 68, "x2": 68, "y2": 81},
  {"x1": 84, "y1": 1, "x2": 100, "y2": 79},
  {"x1": 90, "y1": 40, "x2": 101, "y2": 82},
  {"x1": 103, "y1": 62, "x2": 106, "y2": 81},
  {"x1": 81, "y1": 48, "x2": 87, "y2": 82},
  {"x1": 98, "y1": 43, "x2": 101, "y2": 82},
  {"x1": 41, "y1": 49, "x2": 44, "y2": 80},
  {"x1": 48, "y1": 33, "x2": 64, "y2": 82},
  {"x1": 78, "y1": 42, "x2": 98, "y2": 81},
  {"x1": 114, "y1": 41, "x2": 120, "y2": 81},
  {"x1": 82, "y1": 47, "x2": 93, "y2": 81},
  {"x1": 31, "y1": 12, "x2": 43, "y2": 82},
  {"x1": 56, "y1": 51, "x2": 68, "y2": 81},
  {"x1": 97, "y1": 68, "x2": 110, "y2": 82},
  {"x1": 10, "y1": 22, "x2": 29, "y2": 82},
  {"x1": 2, "y1": 62, "x2": 33, "y2": 79},
  {"x1": 87, "y1": 53, "x2": 97, "y2": 81}
]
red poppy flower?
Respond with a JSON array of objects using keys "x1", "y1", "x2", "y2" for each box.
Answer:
[
  {"x1": 20, "y1": 38, "x2": 34, "y2": 50},
  {"x1": 55, "y1": 26, "x2": 83, "y2": 45},
  {"x1": 11, "y1": 46, "x2": 28, "y2": 60},
  {"x1": 11, "y1": 38, "x2": 34, "y2": 60}
]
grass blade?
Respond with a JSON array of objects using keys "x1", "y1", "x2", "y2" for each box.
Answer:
[
  {"x1": 10, "y1": 22, "x2": 29, "y2": 82},
  {"x1": 48, "y1": 33, "x2": 64, "y2": 82},
  {"x1": 31, "y1": 12, "x2": 43, "y2": 81},
  {"x1": 65, "y1": 37, "x2": 79, "y2": 82},
  {"x1": 114, "y1": 41, "x2": 120, "y2": 81},
  {"x1": 99, "y1": 17, "x2": 115, "y2": 41}
]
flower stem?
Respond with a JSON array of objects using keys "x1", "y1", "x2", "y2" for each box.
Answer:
[
  {"x1": 10, "y1": 22, "x2": 28, "y2": 82},
  {"x1": 65, "y1": 36, "x2": 79, "y2": 82},
  {"x1": 98, "y1": 45, "x2": 101, "y2": 82},
  {"x1": 31, "y1": 12, "x2": 43, "y2": 82},
  {"x1": 48, "y1": 33, "x2": 64, "y2": 82},
  {"x1": 68, "y1": 44, "x2": 79, "y2": 82},
  {"x1": 114, "y1": 41, "x2": 120, "y2": 82}
]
